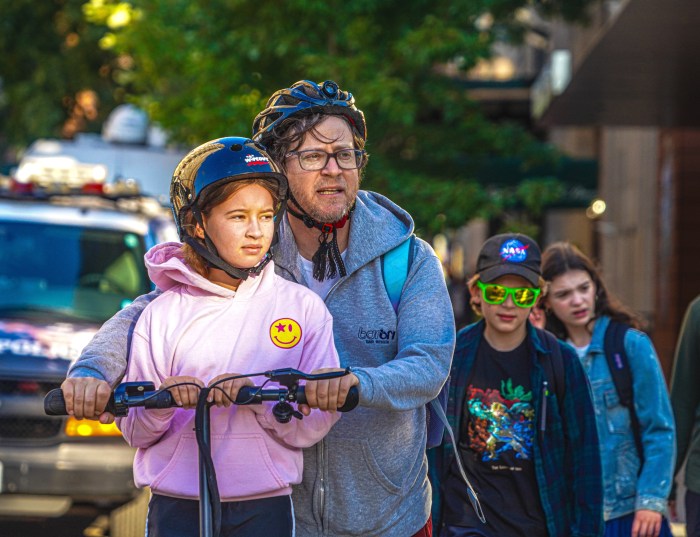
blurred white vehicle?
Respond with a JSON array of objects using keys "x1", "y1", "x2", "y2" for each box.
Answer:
[{"x1": 14, "y1": 105, "x2": 188, "y2": 205}]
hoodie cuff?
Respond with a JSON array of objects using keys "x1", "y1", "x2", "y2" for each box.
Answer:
[
  {"x1": 349, "y1": 368, "x2": 370, "y2": 404},
  {"x1": 67, "y1": 366, "x2": 108, "y2": 382}
]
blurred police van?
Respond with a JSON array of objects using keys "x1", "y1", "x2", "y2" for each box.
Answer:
[
  {"x1": 0, "y1": 107, "x2": 182, "y2": 517},
  {"x1": 14, "y1": 104, "x2": 186, "y2": 205}
]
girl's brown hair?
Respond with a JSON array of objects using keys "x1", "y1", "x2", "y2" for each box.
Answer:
[
  {"x1": 180, "y1": 178, "x2": 282, "y2": 277},
  {"x1": 541, "y1": 241, "x2": 642, "y2": 339}
]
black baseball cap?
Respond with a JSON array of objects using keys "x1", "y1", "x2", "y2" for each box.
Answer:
[{"x1": 476, "y1": 233, "x2": 542, "y2": 287}]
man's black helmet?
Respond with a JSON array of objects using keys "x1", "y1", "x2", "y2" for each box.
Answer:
[
  {"x1": 252, "y1": 80, "x2": 367, "y2": 145},
  {"x1": 170, "y1": 137, "x2": 288, "y2": 241}
]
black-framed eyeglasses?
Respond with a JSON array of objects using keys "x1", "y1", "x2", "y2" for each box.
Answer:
[{"x1": 286, "y1": 149, "x2": 366, "y2": 171}]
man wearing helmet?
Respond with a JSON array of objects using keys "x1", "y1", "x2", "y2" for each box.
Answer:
[{"x1": 63, "y1": 80, "x2": 455, "y2": 537}]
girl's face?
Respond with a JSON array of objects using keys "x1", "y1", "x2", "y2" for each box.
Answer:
[
  {"x1": 545, "y1": 269, "x2": 597, "y2": 331},
  {"x1": 197, "y1": 183, "x2": 275, "y2": 271},
  {"x1": 472, "y1": 274, "x2": 534, "y2": 341}
]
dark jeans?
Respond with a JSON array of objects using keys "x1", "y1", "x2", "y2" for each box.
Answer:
[
  {"x1": 146, "y1": 493, "x2": 293, "y2": 537},
  {"x1": 440, "y1": 525, "x2": 490, "y2": 537},
  {"x1": 687, "y1": 489, "x2": 700, "y2": 537}
]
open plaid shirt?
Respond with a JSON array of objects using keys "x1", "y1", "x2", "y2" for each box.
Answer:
[{"x1": 431, "y1": 320, "x2": 604, "y2": 537}]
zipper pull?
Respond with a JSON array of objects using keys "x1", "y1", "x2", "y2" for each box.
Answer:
[{"x1": 540, "y1": 380, "x2": 548, "y2": 433}]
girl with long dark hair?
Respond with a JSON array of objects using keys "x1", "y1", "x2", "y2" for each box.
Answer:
[{"x1": 542, "y1": 242, "x2": 675, "y2": 537}]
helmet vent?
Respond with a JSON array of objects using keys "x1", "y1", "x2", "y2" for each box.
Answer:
[
  {"x1": 230, "y1": 143, "x2": 243, "y2": 151},
  {"x1": 322, "y1": 81, "x2": 339, "y2": 98}
]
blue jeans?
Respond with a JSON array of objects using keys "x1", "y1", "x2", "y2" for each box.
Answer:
[{"x1": 441, "y1": 525, "x2": 491, "y2": 537}]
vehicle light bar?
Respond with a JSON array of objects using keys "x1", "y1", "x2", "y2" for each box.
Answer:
[{"x1": 64, "y1": 416, "x2": 122, "y2": 437}]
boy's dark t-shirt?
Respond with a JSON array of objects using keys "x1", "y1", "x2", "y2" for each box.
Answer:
[{"x1": 442, "y1": 337, "x2": 548, "y2": 536}]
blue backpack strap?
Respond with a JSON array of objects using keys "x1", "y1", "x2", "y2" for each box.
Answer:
[{"x1": 381, "y1": 235, "x2": 415, "y2": 313}]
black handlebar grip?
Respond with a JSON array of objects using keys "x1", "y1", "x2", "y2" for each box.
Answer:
[
  {"x1": 235, "y1": 386, "x2": 266, "y2": 404},
  {"x1": 295, "y1": 385, "x2": 359, "y2": 412},
  {"x1": 339, "y1": 386, "x2": 360, "y2": 412},
  {"x1": 143, "y1": 390, "x2": 177, "y2": 409},
  {"x1": 44, "y1": 388, "x2": 68, "y2": 416},
  {"x1": 44, "y1": 388, "x2": 118, "y2": 416}
]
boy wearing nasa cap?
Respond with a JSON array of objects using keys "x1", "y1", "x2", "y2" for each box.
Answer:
[{"x1": 432, "y1": 233, "x2": 604, "y2": 537}]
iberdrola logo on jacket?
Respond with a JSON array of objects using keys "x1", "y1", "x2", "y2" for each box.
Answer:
[{"x1": 269, "y1": 318, "x2": 302, "y2": 349}]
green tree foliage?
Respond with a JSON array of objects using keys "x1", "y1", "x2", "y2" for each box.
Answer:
[
  {"x1": 0, "y1": 0, "x2": 119, "y2": 148},
  {"x1": 3, "y1": 0, "x2": 597, "y2": 233}
]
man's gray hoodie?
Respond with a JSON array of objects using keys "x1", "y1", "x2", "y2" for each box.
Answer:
[{"x1": 69, "y1": 190, "x2": 456, "y2": 537}]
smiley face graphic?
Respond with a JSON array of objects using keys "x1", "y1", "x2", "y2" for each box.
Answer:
[{"x1": 270, "y1": 318, "x2": 302, "y2": 349}]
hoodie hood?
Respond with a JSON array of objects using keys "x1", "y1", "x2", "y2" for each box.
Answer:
[
  {"x1": 145, "y1": 242, "x2": 272, "y2": 298},
  {"x1": 274, "y1": 190, "x2": 414, "y2": 282}
]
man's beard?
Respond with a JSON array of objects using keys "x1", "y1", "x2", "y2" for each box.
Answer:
[{"x1": 290, "y1": 183, "x2": 358, "y2": 224}]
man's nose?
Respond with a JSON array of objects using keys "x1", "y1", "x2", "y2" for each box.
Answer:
[{"x1": 322, "y1": 153, "x2": 342, "y2": 174}]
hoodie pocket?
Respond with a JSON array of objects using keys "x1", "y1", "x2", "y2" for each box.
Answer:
[
  {"x1": 149, "y1": 432, "x2": 287, "y2": 498},
  {"x1": 325, "y1": 436, "x2": 421, "y2": 535}
]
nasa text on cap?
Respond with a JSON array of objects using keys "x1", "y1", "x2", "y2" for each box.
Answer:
[{"x1": 476, "y1": 233, "x2": 542, "y2": 287}]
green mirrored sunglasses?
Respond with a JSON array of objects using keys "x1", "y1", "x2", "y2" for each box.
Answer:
[{"x1": 476, "y1": 281, "x2": 541, "y2": 308}]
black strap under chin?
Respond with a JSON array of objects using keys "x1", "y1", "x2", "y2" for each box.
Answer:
[{"x1": 183, "y1": 236, "x2": 252, "y2": 281}]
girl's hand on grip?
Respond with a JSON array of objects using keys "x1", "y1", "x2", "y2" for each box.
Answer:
[
  {"x1": 161, "y1": 376, "x2": 204, "y2": 409},
  {"x1": 208, "y1": 374, "x2": 254, "y2": 407}
]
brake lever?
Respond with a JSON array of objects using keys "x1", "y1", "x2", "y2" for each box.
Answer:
[{"x1": 264, "y1": 367, "x2": 351, "y2": 388}]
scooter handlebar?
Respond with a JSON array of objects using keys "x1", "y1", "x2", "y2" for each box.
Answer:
[{"x1": 44, "y1": 384, "x2": 359, "y2": 416}]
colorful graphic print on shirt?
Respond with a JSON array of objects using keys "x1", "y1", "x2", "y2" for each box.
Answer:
[{"x1": 466, "y1": 380, "x2": 535, "y2": 463}]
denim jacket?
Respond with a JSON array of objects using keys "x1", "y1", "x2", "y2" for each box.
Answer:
[
  {"x1": 431, "y1": 321, "x2": 604, "y2": 537},
  {"x1": 582, "y1": 316, "x2": 676, "y2": 520}
]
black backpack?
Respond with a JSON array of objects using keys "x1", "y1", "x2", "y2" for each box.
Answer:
[
  {"x1": 539, "y1": 322, "x2": 643, "y2": 462},
  {"x1": 603, "y1": 321, "x2": 643, "y2": 462}
]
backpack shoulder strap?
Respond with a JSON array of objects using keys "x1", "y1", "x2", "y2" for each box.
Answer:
[
  {"x1": 604, "y1": 321, "x2": 633, "y2": 405},
  {"x1": 603, "y1": 320, "x2": 644, "y2": 460},
  {"x1": 537, "y1": 328, "x2": 565, "y2": 410},
  {"x1": 381, "y1": 235, "x2": 416, "y2": 314}
]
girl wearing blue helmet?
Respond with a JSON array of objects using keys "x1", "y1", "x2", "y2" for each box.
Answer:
[{"x1": 116, "y1": 137, "x2": 341, "y2": 537}]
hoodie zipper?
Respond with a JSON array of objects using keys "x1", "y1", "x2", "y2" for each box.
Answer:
[
  {"x1": 539, "y1": 380, "x2": 548, "y2": 442},
  {"x1": 319, "y1": 438, "x2": 326, "y2": 533}
]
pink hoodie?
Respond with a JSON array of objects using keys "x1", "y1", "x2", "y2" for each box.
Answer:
[{"x1": 117, "y1": 243, "x2": 341, "y2": 501}]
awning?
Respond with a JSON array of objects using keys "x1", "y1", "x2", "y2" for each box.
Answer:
[{"x1": 538, "y1": 0, "x2": 700, "y2": 127}]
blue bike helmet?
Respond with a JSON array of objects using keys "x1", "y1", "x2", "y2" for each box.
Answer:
[
  {"x1": 170, "y1": 137, "x2": 288, "y2": 280},
  {"x1": 252, "y1": 80, "x2": 367, "y2": 145}
]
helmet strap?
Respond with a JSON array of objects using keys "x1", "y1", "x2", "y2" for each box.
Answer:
[{"x1": 286, "y1": 192, "x2": 351, "y2": 281}]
